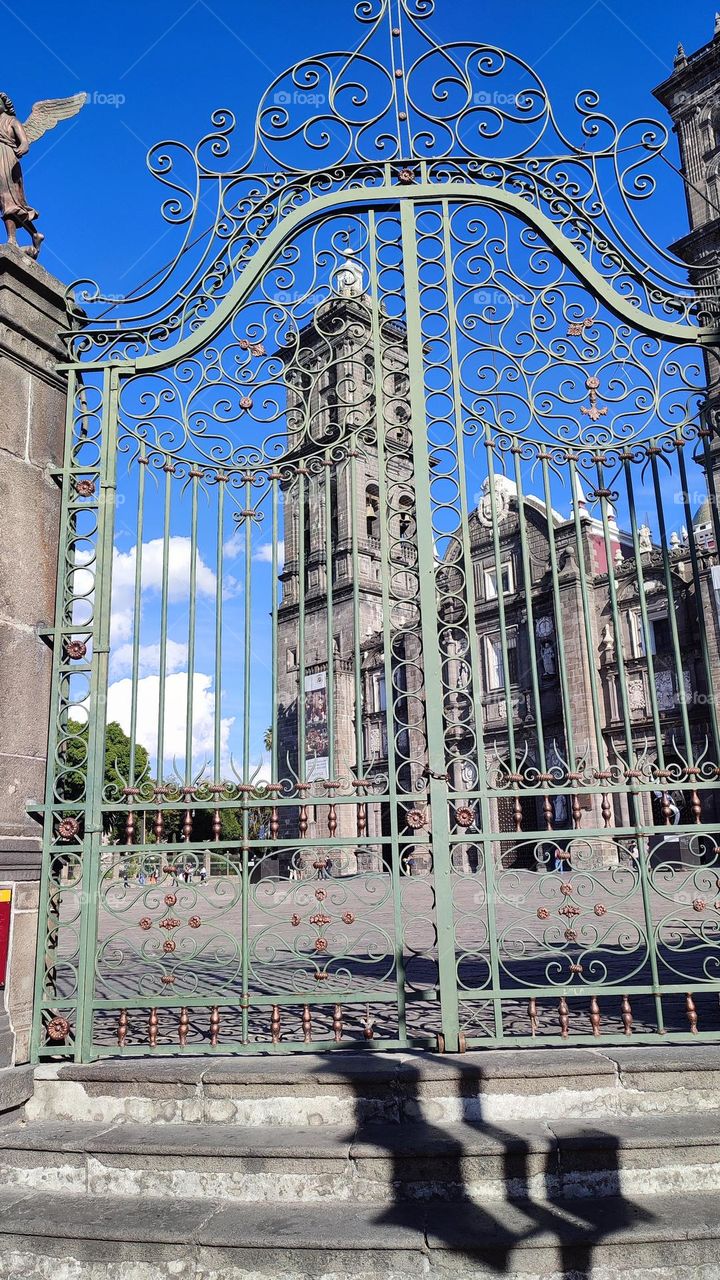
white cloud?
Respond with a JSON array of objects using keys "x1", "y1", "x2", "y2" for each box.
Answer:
[
  {"x1": 223, "y1": 531, "x2": 243, "y2": 560},
  {"x1": 222, "y1": 537, "x2": 285, "y2": 569},
  {"x1": 110, "y1": 536, "x2": 218, "y2": 646},
  {"x1": 111, "y1": 639, "x2": 188, "y2": 679},
  {"x1": 253, "y1": 540, "x2": 284, "y2": 566},
  {"x1": 107, "y1": 671, "x2": 234, "y2": 770}
]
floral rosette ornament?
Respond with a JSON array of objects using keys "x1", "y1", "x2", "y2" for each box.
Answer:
[{"x1": 57, "y1": 816, "x2": 80, "y2": 841}]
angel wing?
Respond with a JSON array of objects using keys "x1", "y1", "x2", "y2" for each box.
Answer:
[{"x1": 22, "y1": 93, "x2": 87, "y2": 144}]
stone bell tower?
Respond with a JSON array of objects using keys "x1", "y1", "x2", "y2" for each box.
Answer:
[
  {"x1": 654, "y1": 20, "x2": 720, "y2": 723},
  {"x1": 654, "y1": 19, "x2": 720, "y2": 426},
  {"x1": 275, "y1": 253, "x2": 413, "y2": 870}
]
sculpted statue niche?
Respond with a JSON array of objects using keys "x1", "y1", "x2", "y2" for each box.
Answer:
[{"x1": 0, "y1": 91, "x2": 86, "y2": 258}]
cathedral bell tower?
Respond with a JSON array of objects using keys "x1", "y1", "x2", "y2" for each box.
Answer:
[{"x1": 654, "y1": 20, "x2": 720, "y2": 456}]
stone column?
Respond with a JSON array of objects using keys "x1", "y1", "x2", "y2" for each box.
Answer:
[{"x1": 0, "y1": 244, "x2": 68, "y2": 1063}]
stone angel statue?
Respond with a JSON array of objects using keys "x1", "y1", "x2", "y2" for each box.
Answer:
[{"x1": 0, "y1": 91, "x2": 87, "y2": 258}]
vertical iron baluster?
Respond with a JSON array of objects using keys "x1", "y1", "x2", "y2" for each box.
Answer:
[
  {"x1": 621, "y1": 995, "x2": 633, "y2": 1036},
  {"x1": 366, "y1": 214, "x2": 409, "y2": 1046},
  {"x1": 600, "y1": 785, "x2": 612, "y2": 829},
  {"x1": 148, "y1": 1008, "x2": 158, "y2": 1048},
  {"x1": 156, "y1": 460, "x2": 174, "y2": 794},
  {"x1": 269, "y1": 787, "x2": 280, "y2": 840},
  {"x1": 297, "y1": 467, "x2": 307, "y2": 784},
  {"x1": 182, "y1": 805, "x2": 193, "y2": 843},
  {"x1": 558, "y1": 996, "x2": 569, "y2": 1038},
  {"x1": 127, "y1": 444, "x2": 147, "y2": 818},
  {"x1": 117, "y1": 1009, "x2": 128, "y2": 1047},
  {"x1": 528, "y1": 998, "x2": 538, "y2": 1037},
  {"x1": 327, "y1": 791, "x2": 338, "y2": 839},
  {"x1": 153, "y1": 796, "x2": 165, "y2": 843},
  {"x1": 333, "y1": 1005, "x2": 343, "y2": 1043},
  {"x1": 270, "y1": 472, "x2": 280, "y2": 794},
  {"x1": 324, "y1": 452, "x2": 336, "y2": 784},
  {"x1": 302, "y1": 1005, "x2": 312, "y2": 1043},
  {"x1": 185, "y1": 470, "x2": 201, "y2": 787},
  {"x1": 124, "y1": 804, "x2": 136, "y2": 846},
  {"x1": 686, "y1": 993, "x2": 698, "y2": 1034},
  {"x1": 210, "y1": 1006, "x2": 220, "y2": 1048},
  {"x1": 675, "y1": 429, "x2": 720, "y2": 764},
  {"x1": 271, "y1": 1005, "x2": 281, "y2": 1044},
  {"x1": 590, "y1": 996, "x2": 601, "y2": 1037},
  {"x1": 567, "y1": 452, "x2": 608, "y2": 813},
  {"x1": 179, "y1": 1008, "x2": 189, "y2": 1047},
  {"x1": 214, "y1": 473, "x2": 226, "y2": 791}
]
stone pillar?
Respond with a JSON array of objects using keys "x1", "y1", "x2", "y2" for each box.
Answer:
[{"x1": 0, "y1": 244, "x2": 68, "y2": 1063}]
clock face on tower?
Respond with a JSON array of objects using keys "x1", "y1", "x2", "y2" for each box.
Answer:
[{"x1": 536, "y1": 616, "x2": 553, "y2": 639}]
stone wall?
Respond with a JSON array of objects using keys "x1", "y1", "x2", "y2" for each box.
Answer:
[{"x1": 0, "y1": 245, "x2": 68, "y2": 1061}]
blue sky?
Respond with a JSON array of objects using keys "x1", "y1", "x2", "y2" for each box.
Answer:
[
  {"x1": 5, "y1": 0, "x2": 718, "y2": 290},
  {"x1": 9, "y1": 0, "x2": 718, "y2": 779}
]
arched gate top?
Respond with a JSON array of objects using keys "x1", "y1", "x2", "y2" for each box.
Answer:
[{"x1": 64, "y1": 0, "x2": 718, "y2": 365}]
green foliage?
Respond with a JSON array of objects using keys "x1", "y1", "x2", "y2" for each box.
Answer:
[
  {"x1": 60, "y1": 719, "x2": 150, "y2": 837},
  {"x1": 60, "y1": 720, "x2": 270, "y2": 845}
]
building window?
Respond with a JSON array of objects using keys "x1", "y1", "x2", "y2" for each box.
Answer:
[
  {"x1": 398, "y1": 495, "x2": 413, "y2": 540},
  {"x1": 629, "y1": 611, "x2": 671, "y2": 658},
  {"x1": 650, "y1": 616, "x2": 671, "y2": 655},
  {"x1": 286, "y1": 648, "x2": 297, "y2": 671},
  {"x1": 484, "y1": 631, "x2": 518, "y2": 691},
  {"x1": 376, "y1": 674, "x2": 387, "y2": 712},
  {"x1": 484, "y1": 562, "x2": 514, "y2": 599},
  {"x1": 366, "y1": 485, "x2": 380, "y2": 539}
]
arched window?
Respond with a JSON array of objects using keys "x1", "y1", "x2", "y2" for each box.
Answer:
[
  {"x1": 398, "y1": 494, "x2": 413, "y2": 540},
  {"x1": 366, "y1": 484, "x2": 380, "y2": 539}
]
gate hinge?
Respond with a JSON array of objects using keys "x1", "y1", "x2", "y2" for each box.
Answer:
[{"x1": 427, "y1": 769, "x2": 449, "y2": 782}]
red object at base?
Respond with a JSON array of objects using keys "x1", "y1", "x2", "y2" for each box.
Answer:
[{"x1": 0, "y1": 890, "x2": 12, "y2": 988}]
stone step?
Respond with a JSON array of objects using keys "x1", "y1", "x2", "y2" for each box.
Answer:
[
  {"x1": 28, "y1": 1045, "x2": 720, "y2": 1127},
  {"x1": 0, "y1": 1110, "x2": 716, "y2": 1203},
  {"x1": 0, "y1": 1185, "x2": 716, "y2": 1278}
]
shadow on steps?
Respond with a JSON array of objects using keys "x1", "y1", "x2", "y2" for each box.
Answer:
[{"x1": 317, "y1": 1051, "x2": 655, "y2": 1277}]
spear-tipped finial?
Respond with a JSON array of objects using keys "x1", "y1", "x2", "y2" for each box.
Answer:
[{"x1": 674, "y1": 42, "x2": 687, "y2": 66}]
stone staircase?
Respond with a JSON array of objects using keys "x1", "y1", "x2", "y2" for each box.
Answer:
[{"x1": 0, "y1": 1047, "x2": 719, "y2": 1276}]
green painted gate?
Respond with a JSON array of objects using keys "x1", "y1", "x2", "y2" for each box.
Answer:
[{"x1": 32, "y1": 1, "x2": 720, "y2": 1060}]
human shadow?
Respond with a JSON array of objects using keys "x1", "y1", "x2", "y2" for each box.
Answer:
[{"x1": 317, "y1": 1049, "x2": 655, "y2": 1277}]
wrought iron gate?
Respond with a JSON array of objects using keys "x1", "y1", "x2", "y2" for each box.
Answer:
[{"x1": 32, "y1": 1, "x2": 720, "y2": 1060}]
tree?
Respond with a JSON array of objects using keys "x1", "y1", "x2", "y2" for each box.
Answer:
[{"x1": 60, "y1": 719, "x2": 150, "y2": 838}]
